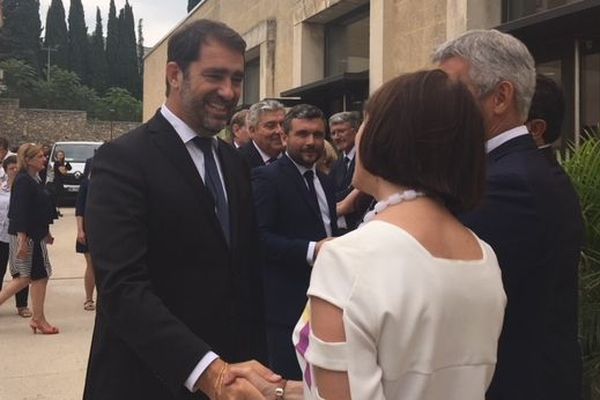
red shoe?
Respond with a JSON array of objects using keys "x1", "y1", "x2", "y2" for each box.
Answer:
[{"x1": 30, "y1": 320, "x2": 59, "y2": 335}]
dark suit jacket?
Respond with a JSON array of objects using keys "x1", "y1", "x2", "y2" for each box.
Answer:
[
  {"x1": 238, "y1": 141, "x2": 266, "y2": 169},
  {"x1": 330, "y1": 155, "x2": 372, "y2": 230},
  {"x1": 459, "y1": 134, "x2": 584, "y2": 400},
  {"x1": 252, "y1": 154, "x2": 338, "y2": 327},
  {"x1": 83, "y1": 111, "x2": 267, "y2": 400}
]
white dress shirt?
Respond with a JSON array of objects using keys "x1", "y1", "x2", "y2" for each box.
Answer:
[
  {"x1": 286, "y1": 153, "x2": 332, "y2": 266},
  {"x1": 253, "y1": 141, "x2": 280, "y2": 164},
  {"x1": 486, "y1": 125, "x2": 529, "y2": 154},
  {"x1": 160, "y1": 104, "x2": 223, "y2": 393}
]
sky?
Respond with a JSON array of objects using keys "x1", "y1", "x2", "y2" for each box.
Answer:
[{"x1": 38, "y1": 0, "x2": 187, "y2": 48}]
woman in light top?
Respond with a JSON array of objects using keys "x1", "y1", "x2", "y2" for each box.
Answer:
[{"x1": 227, "y1": 70, "x2": 506, "y2": 399}]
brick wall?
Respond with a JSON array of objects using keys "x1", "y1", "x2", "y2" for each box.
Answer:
[{"x1": 0, "y1": 98, "x2": 141, "y2": 146}]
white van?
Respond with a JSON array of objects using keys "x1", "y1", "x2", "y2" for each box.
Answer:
[{"x1": 46, "y1": 141, "x2": 103, "y2": 199}]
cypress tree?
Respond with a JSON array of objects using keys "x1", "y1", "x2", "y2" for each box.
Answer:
[
  {"x1": 105, "y1": 0, "x2": 119, "y2": 88},
  {"x1": 137, "y1": 18, "x2": 143, "y2": 78},
  {"x1": 43, "y1": 0, "x2": 68, "y2": 69},
  {"x1": 67, "y1": 0, "x2": 89, "y2": 84},
  {"x1": 118, "y1": 1, "x2": 140, "y2": 98},
  {"x1": 188, "y1": 0, "x2": 201, "y2": 13},
  {"x1": 0, "y1": 0, "x2": 42, "y2": 75},
  {"x1": 88, "y1": 7, "x2": 107, "y2": 93}
]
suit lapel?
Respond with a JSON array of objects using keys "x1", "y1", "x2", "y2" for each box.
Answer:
[{"x1": 147, "y1": 111, "x2": 226, "y2": 245}]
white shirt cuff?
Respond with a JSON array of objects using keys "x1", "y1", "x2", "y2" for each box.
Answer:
[
  {"x1": 184, "y1": 351, "x2": 219, "y2": 392},
  {"x1": 307, "y1": 241, "x2": 316, "y2": 266},
  {"x1": 337, "y1": 216, "x2": 347, "y2": 229}
]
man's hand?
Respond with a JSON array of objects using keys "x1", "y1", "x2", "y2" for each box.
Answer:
[
  {"x1": 197, "y1": 358, "x2": 279, "y2": 400},
  {"x1": 223, "y1": 360, "x2": 283, "y2": 400},
  {"x1": 46, "y1": 233, "x2": 55, "y2": 245}
]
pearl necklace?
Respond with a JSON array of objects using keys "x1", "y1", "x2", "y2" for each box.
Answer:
[{"x1": 361, "y1": 189, "x2": 425, "y2": 225}]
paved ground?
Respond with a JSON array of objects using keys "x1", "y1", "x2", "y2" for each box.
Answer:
[{"x1": 0, "y1": 208, "x2": 94, "y2": 400}]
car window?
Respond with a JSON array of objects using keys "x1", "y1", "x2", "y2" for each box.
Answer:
[{"x1": 52, "y1": 144, "x2": 100, "y2": 163}]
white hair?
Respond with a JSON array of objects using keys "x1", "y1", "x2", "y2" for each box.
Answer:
[
  {"x1": 433, "y1": 29, "x2": 536, "y2": 119},
  {"x1": 247, "y1": 99, "x2": 285, "y2": 128}
]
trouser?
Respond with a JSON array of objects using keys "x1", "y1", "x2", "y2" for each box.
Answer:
[{"x1": 266, "y1": 323, "x2": 303, "y2": 380}]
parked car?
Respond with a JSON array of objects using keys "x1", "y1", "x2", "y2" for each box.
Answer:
[{"x1": 46, "y1": 141, "x2": 103, "y2": 204}]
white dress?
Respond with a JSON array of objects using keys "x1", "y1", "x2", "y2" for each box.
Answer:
[{"x1": 293, "y1": 220, "x2": 506, "y2": 400}]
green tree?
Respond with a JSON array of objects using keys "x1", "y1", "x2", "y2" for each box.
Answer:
[
  {"x1": 67, "y1": 0, "x2": 89, "y2": 85},
  {"x1": 0, "y1": 58, "x2": 40, "y2": 106},
  {"x1": 117, "y1": 1, "x2": 140, "y2": 98},
  {"x1": 43, "y1": 0, "x2": 68, "y2": 69},
  {"x1": 105, "y1": 0, "x2": 119, "y2": 88},
  {"x1": 95, "y1": 87, "x2": 141, "y2": 121},
  {"x1": 0, "y1": 0, "x2": 42, "y2": 74},
  {"x1": 188, "y1": 0, "x2": 201, "y2": 12},
  {"x1": 88, "y1": 7, "x2": 108, "y2": 93},
  {"x1": 137, "y1": 18, "x2": 144, "y2": 79}
]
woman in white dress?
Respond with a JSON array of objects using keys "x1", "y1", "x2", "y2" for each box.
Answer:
[{"x1": 225, "y1": 70, "x2": 506, "y2": 400}]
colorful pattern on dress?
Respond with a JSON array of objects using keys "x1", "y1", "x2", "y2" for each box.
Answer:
[{"x1": 293, "y1": 302, "x2": 313, "y2": 388}]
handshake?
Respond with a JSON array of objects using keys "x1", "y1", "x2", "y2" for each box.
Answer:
[{"x1": 196, "y1": 358, "x2": 301, "y2": 400}]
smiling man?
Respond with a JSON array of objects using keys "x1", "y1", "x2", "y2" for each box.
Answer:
[
  {"x1": 251, "y1": 104, "x2": 338, "y2": 380},
  {"x1": 83, "y1": 19, "x2": 279, "y2": 400},
  {"x1": 239, "y1": 99, "x2": 285, "y2": 169}
]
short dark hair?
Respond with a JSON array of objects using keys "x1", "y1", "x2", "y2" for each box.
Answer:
[
  {"x1": 2, "y1": 155, "x2": 16, "y2": 170},
  {"x1": 360, "y1": 69, "x2": 486, "y2": 213},
  {"x1": 0, "y1": 136, "x2": 8, "y2": 151},
  {"x1": 328, "y1": 111, "x2": 362, "y2": 131},
  {"x1": 283, "y1": 104, "x2": 326, "y2": 133},
  {"x1": 166, "y1": 19, "x2": 246, "y2": 96},
  {"x1": 527, "y1": 74, "x2": 564, "y2": 145}
]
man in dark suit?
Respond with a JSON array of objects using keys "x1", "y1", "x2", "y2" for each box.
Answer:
[
  {"x1": 526, "y1": 74, "x2": 565, "y2": 167},
  {"x1": 435, "y1": 30, "x2": 584, "y2": 400},
  {"x1": 83, "y1": 20, "x2": 280, "y2": 400},
  {"x1": 230, "y1": 109, "x2": 250, "y2": 149},
  {"x1": 252, "y1": 104, "x2": 338, "y2": 380},
  {"x1": 238, "y1": 99, "x2": 285, "y2": 169},
  {"x1": 328, "y1": 111, "x2": 370, "y2": 231}
]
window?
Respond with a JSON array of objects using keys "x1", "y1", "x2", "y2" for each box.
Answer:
[
  {"x1": 243, "y1": 56, "x2": 260, "y2": 105},
  {"x1": 504, "y1": 0, "x2": 583, "y2": 21},
  {"x1": 325, "y1": 7, "x2": 369, "y2": 77},
  {"x1": 581, "y1": 39, "x2": 600, "y2": 132}
]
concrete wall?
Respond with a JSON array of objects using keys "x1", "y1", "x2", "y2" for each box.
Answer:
[
  {"x1": 143, "y1": 0, "x2": 502, "y2": 119},
  {"x1": 0, "y1": 99, "x2": 140, "y2": 146}
]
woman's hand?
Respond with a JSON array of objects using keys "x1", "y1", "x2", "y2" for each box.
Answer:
[
  {"x1": 77, "y1": 229, "x2": 87, "y2": 245},
  {"x1": 16, "y1": 236, "x2": 30, "y2": 260},
  {"x1": 45, "y1": 233, "x2": 55, "y2": 245}
]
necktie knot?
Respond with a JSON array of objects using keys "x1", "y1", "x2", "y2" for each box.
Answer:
[
  {"x1": 303, "y1": 170, "x2": 314, "y2": 181},
  {"x1": 267, "y1": 157, "x2": 277, "y2": 165},
  {"x1": 192, "y1": 136, "x2": 213, "y2": 154}
]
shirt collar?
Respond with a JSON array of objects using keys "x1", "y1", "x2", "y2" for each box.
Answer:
[
  {"x1": 160, "y1": 104, "x2": 217, "y2": 147},
  {"x1": 485, "y1": 125, "x2": 529, "y2": 154},
  {"x1": 252, "y1": 141, "x2": 274, "y2": 164},
  {"x1": 286, "y1": 152, "x2": 316, "y2": 176},
  {"x1": 344, "y1": 146, "x2": 356, "y2": 161}
]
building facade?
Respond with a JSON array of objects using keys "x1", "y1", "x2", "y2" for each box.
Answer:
[{"x1": 143, "y1": 0, "x2": 600, "y2": 144}]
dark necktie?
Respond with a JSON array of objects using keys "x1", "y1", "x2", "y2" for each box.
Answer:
[
  {"x1": 344, "y1": 156, "x2": 351, "y2": 170},
  {"x1": 192, "y1": 137, "x2": 230, "y2": 245},
  {"x1": 303, "y1": 170, "x2": 320, "y2": 214},
  {"x1": 266, "y1": 157, "x2": 277, "y2": 165}
]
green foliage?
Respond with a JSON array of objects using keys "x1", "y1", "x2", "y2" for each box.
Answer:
[
  {"x1": 137, "y1": 18, "x2": 144, "y2": 80},
  {"x1": 44, "y1": 0, "x2": 68, "y2": 69},
  {"x1": 105, "y1": 0, "x2": 120, "y2": 88},
  {"x1": 0, "y1": 59, "x2": 40, "y2": 106},
  {"x1": 0, "y1": 0, "x2": 42, "y2": 74},
  {"x1": 562, "y1": 128, "x2": 600, "y2": 399},
  {"x1": 116, "y1": 2, "x2": 141, "y2": 98},
  {"x1": 0, "y1": 59, "x2": 141, "y2": 122},
  {"x1": 88, "y1": 7, "x2": 108, "y2": 94},
  {"x1": 93, "y1": 87, "x2": 142, "y2": 121},
  {"x1": 67, "y1": 0, "x2": 89, "y2": 85}
]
